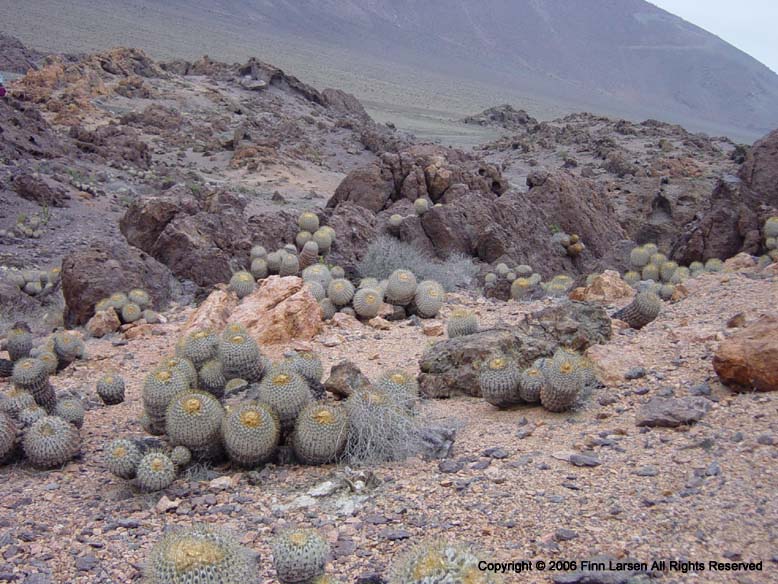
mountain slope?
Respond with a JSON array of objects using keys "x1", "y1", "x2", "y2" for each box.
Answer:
[{"x1": 2, "y1": 0, "x2": 777, "y2": 140}]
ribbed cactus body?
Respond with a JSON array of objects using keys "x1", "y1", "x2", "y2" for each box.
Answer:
[
  {"x1": 17, "y1": 404, "x2": 46, "y2": 428},
  {"x1": 386, "y1": 269, "x2": 417, "y2": 306},
  {"x1": 7, "y1": 327, "x2": 32, "y2": 362},
  {"x1": 222, "y1": 401, "x2": 280, "y2": 467},
  {"x1": 162, "y1": 357, "x2": 197, "y2": 389},
  {"x1": 319, "y1": 298, "x2": 336, "y2": 320},
  {"x1": 22, "y1": 415, "x2": 80, "y2": 469},
  {"x1": 519, "y1": 365, "x2": 546, "y2": 403},
  {"x1": 287, "y1": 351, "x2": 324, "y2": 384},
  {"x1": 12, "y1": 357, "x2": 49, "y2": 394},
  {"x1": 292, "y1": 403, "x2": 348, "y2": 465},
  {"x1": 484, "y1": 273, "x2": 497, "y2": 285},
  {"x1": 414, "y1": 280, "x2": 445, "y2": 318},
  {"x1": 266, "y1": 251, "x2": 283, "y2": 273},
  {"x1": 54, "y1": 397, "x2": 85, "y2": 428},
  {"x1": 612, "y1": 290, "x2": 662, "y2": 329},
  {"x1": 658, "y1": 283, "x2": 675, "y2": 300},
  {"x1": 375, "y1": 369, "x2": 419, "y2": 406},
  {"x1": 446, "y1": 309, "x2": 479, "y2": 338},
  {"x1": 353, "y1": 288, "x2": 382, "y2": 318},
  {"x1": 272, "y1": 528, "x2": 330, "y2": 584},
  {"x1": 142, "y1": 368, "x2": 189, "y2": 423},
  {"x1": 312, "y1": 229, "x2": 332, "y2": 254},
  {"x1": 219, "y1": 333, "x2": 265, "y2": 382},
  {"x1": 299, "y1": 241, "x2": 319, "y2": 269},
  {"x1": 414, "y1": 198, "x2": 429, "y2": 215},
  {"x1": 166, "y1": 391, "x2": 224, "y2": 450},
  {"x1": 136, "y1": 451, "x2": 177, "y2": 491},
  {"x1": 279, "y1": 254, "x2": 300, "y2": 277},
  {"x1": 764, "y1": 217, "x2": 778, "y2": 238},
  {"x1": 105, "y1": 438, "x2": 143, "y2": 479},
  {"x1": 298, "y1": 212, "x2": 320, "y2": 233},
  {"x1": 641, "y1": 264, "x2": 659, "y2": 282},
  {"x1": 296, "y1": 230, "x2": 313, "y2": 250},
  {"x1": 705, "y1": 258, "x2": 723, "y2": 272},
  {"x1": 629, "y1": 247, "x2": 650, "y2": 268},
  {"x1": 389, "y1": 541, "x2": 499, "y2": 584},
  {"x1": 305, "y1": 281, "x2": 326, "y2": 302},
  {"x1": 649, "y1": 252, "x2": 667, "y2": 266},
  {"x1": 250, "y1": 258, "x2": 269, "y2": 279},
  {"x1": 108, "y1": 292, "x2": 128, "y2": 311},
  {"x1": 198, "y1": 359, "x2": 226, "y2": 399},
  {"x1": 0, "y1": 412, "x2": 18, "y2": 463},
  {"x1": 257, "y1": 371, "x2": 312, "y2": 430},
  {"x1": 659, "y1": 261, "x2": 678, "y2": 282},
  {"x1": 327, "y1": 278, "x2": 355, "y2": 307},
  {"x1": 479, "y1": 356, "x2": 521, "y2": 407},
  {"x1": 181, "y1": 329, "x2": 218, "y2": 368},
  {"x1": 250, "y1": 244, "x2": 267, "y2": 260},
  {"x1": 302, "y1": 264, "x2": 332, "y2": 289},
  {"x1": 127, "y1": 288, "x2": 151, "y2": 309},
  {"x1": 53, "y1": 332, "x2": 84, "y2": 368},
  {"x1": 229, "y1": 271, "x2": 255, "y2": 298},
  {"x1": 388, "y1": 214, "x2": 403, "y2": 231},
  {"x1": 1, "y1": 388, "x2": 35, "y2": 417},
  {"x1": 540, "y1": 351, "x2": 582, "y2": 412},
  {"x1": 170, "y1": 445, "x2": 192, "y2": 468}
]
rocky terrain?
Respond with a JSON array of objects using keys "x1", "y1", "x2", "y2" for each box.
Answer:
[{"x1": 1, "y1": 35, "x2": 778, "y2": 584}]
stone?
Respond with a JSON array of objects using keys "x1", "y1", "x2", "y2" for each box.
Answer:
[
  {"x1": 61, "y1": 241, "x2": 173, "y2": 326},
  {"x1": 324, "y1": 361, "x2": 372, "y2": 399},
  {"x1": 438, "y1": 460, "x2": 463, "y2": 473},
  {"x1": 713, "y1": 316, "x2": 778, "y2": 392},
  {"x1": 85, "y1": 308, "x2": 121, "y2": 338},
  {"x1": 568, "y1": 454, "x2": 602, "y2": 467},
  {"x1": 13, "y1": 173, "x2": 70, "y2": 207},
  {"x1": 327, "y1": 165, "x2": 393, "y2": 213},
  {"x1": 624, "y1": 367, "x2": 646, "y2": 380},
  {"x1": 155, "y1": 496, "x2": 181, "y2": 513},
  {"x1": 739, "y1": 128, "x2": 778, "y2": 205},
  {"x1": 723, "y1": 253, "x2": 757, "y2": 271},
  {"x1": 422, "y1": 321, "x2": 444, "y2": 336},
  {"x1": 585, "y1": 343, "x2": 646, "y2": 387},
  {"x1": 367, "y1": 317, "x2": 391, "y2": 330},
  {"x1": 182, "y1": 288, "x2": 239, "y2": 334},
  {"x1": 568, "y1": 270, "x2": 635, "y2": 302},
  {"x1": 635, "y1": 397, "x2": 711, "y2": 427},
  {"x1": 419, "y1": 302, "x2": 610, "y2": 398},
  {"x1": 332, "y1": 312, "x2": 362, "y2": 329}
]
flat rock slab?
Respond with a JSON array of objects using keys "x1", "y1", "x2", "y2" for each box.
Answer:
[{"x1": 635, "y1": 396, "x2": 711, "y2": 427}]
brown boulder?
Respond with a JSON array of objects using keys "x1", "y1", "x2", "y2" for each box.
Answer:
[
  {"x1": 324, "y1": 360, "x2": 373, "y2": 399},
  {"x1": 182, "y1": 288, "x2": 239, "y2": 335},
  {"x1": 85, "y1": 309, "x2": 121, "y2": 338},
  {"x1": 569, "y1": 271, "x2": 634, "y2": 303},
  {"x1": 713, "y1": 317, "x2": 778, "y2": 392},
  {"x1": 324, "y1": 202, "x2": 378, "y2": 275},
  {"x1": 61, "y1": 241, "x2": 173, "y2": 326},
  {"x1": 12, "y1": 173, "x2": 70, "y2": 207},
  {"x1": 327, "y1": 165, "x2": 393, "y2": 213},
  {"x1": 739, "y1": 129, "x2": 778, "y2": 205}
]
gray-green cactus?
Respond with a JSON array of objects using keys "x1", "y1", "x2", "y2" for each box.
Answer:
[
  {"x1": 302, "y1": 264, "x2": 332, "y2": 289},
  {"x1": 299, "y1": 241, "x2": 320, "y2": 269},
  {"x1": 446, "y1": 308, "x2": 479, "y2": 338},
  {"x1": 388, "y1": 540, "x2": 500, "y2": 584},
  {"x1": 0, "y1": 388, "x2": 36, "y2": 417},
  {"x1": 96, "y1": 373, "x2": 126, "y2": 406},
  {"x1": 298, "y1": 211, "x2": 320, "y2": 233},
  {"x1": 120, "y1": 302, "x2": 142, "y2": 324},
  {"x1": 659, "y1": 261, "x2": 678, "y2": 282},
  {"x1": 319, "y1": 298, "x2": 336, "y2": 320},
  {"x1": 413, "y1": 280, "x2": 445, "y2": 318},
  {"x1": 375, "y1": 369, "x2": 419, "y2": 406},
  {"x1": 279, "y1": 254, "x2": 300, "y2": 277},
  {"x1": 104, "y1": 438, "x2": 143, "y2": 479},
  {"x1": 250, "y1": 258, "x2": 269, "y2": 280},
  {"x1": 386, "y1": 269, "x2": 417, "y2": 306},
  {"x1": 292, "y1": 402, "x2": 348, "y2": 465},
  {"x1": 287, "y1": 351, "x2": 324, "y2": 384},
  {"x1": 312, "y1": 229, "x2": 332, "y2": 254},
  {"x1": 479, "y1": 356, "x2": 522, "y2": 408},
  {"x1": 705, "y1": 258, "x2": 724, "y2": 272},
  {"x1": 266, "y1": 251, "x2": 283, "y2": 273},
  {"x1": 352, "y1": 287, "x2": 383, "y2": 319},
  {"x1": 540, "y1": 350, "x2": 582, "y2": 412},
  {"x1": 128, "y1": 289, "x2": 151, "y2": 309},
  {"x1": 198, "y1": 359, "x2": 226, "y2": 399},
  {"x1": 519, "y1": 363, "x2": 546, "y2": 403},
  {"x1": 222, "y1": 401, "x2": 280, "y2": 467},
  {"x1": 142, "y1": 368, "x2": 189, "y2": 424},
  {"x1": 6, "y1": 324, "x2": 32, "y2": 362},
  {"x1": 229, "y1": 271, "x2": 255, "y2": 299},
  {"x1": 305, "y1": 281, "x2": 326, "y2": 302},
  {"x1": 166, "y1": 390, "x2": 224, "y2": 450},
  {"x1": 251, "y1": 244, "x2": 268, "y2": 260},
  {"x1": 181, "y1": 329, "x2": 218, "y2": 368},
  {"x1": 629, "y1": 246, "x2": 650, "y2": 268},
  {"x1": 764, "y1": 216, "x2": 778, "y2": 238},
  {"x1": 53, "y1": 331, "x2": 85, "y2": 368},
  {"x1": 136, "y1": 451, "x2": 177, "y2": 491},
  {"x1": 0, "y1": 412, "x2": 18, "y2": 463},
  {"x1": 257, "y1": 370, "x2": 312, "y2": 430},
  {"x1": 414, "y1": 198, "x2": 429, "y2": 216},
  {"x1": 22, "y1": 415, "x2": 80, "y2": 469},
  {"x1": 54, "y1": 397, "x2": 85, "y2": 428},
  {"x1": 641, "y1": 264, "x2": 660, "y2": 282},
  {"x1": 219, "y1": 333, "x2": 265, "y2": 382},
  {"x1": 612, "y1": 290, "x2": 662, "y2": 329},
  {"x1": 170, "y1": 445, "x2": 192, "y2": 468},
  {"x1": 296, "y1": 230, "x2": 313, "y2": 250},
  {"x1": 272, "y1": 528, "x2": 330, "y2": 584},
  {"x1": 327, "y1": 278, "x2": 355, "y2": 307}
]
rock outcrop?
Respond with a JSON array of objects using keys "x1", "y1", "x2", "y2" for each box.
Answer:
[
  {"x1": 418, "y1": 301, "x2": 610, "y2": 398},
  {"x1": 61, "y1": 241, "x2": 174, "y2": 326},
  {"x1": 713, "y1": 316, "x2": 778, "y2": 392}
]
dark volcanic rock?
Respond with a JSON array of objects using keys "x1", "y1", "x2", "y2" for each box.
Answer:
[
  {"x1": 324, "y1": 360, "x2": 372, "y2": 399},
  {"x1": 0, "y1": 99, "x2": 68, "y2": 161},
  {"x1": 69, "y1": 123, "x2": 151, "y2": 169},
  {"x1": 0, "y1": 33, "x2": 42, "y2": 73},
  {"x1": 324, "y1": 202, "x2": 379, "y2": 276},
  {"x1": 12, "y1": 173, "x2": 70, "y2": 207},
  {"x1": 739, "y1": 128, "x2": 778, "y2": 205},
  {"x1": 635, "y1": 397, "x2": 711, "y2": 428},
  {"x1": 61, "y1": 241, "x2": 174, "y2": 326},
  {"x1": 328, "y1": 165, "x2": 393, "y2": 213},
  {"x1": 419, "y1": 301, "x2": 610, "y2": 398}
]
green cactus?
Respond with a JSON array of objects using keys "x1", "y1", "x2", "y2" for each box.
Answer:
[
  {"x1": 658, "y1": 283, "x2": 676, "y2": 301},
  {"x1": 251, "y1": 244, "x2": 268, "y2": 260},
  {"x1": 540, "y1": 350, "x2": 582, "y2": 412},
  {"x1": 319, "y1": 298, "x2": 336, "y2": 320},
  {"x1": 375, "y1": 369, "x2": 419, "y2": 406},
  {"x1": 53, "y1": 331, "x2": 85, "y2": 368},
  {"x1": 299, "y1": 241, "x2": 320, "y2": 270},
  {"x1": 305, "y1": 281, "x2": 326, "y2": 302},
  {"x1": 446, "y1": 308, "x2": 479, "y2": 338},
  {"x1": 143, "y1": 310, "x2": 162, "y2": 324},
  {"x1": 302, "y1": 264, "x2": 332, "y2": 289},
  {"x1": 165, "y1": 390, "x2": 224, "y2": 452},
  {"x1": 649, "y1": 252, "x2": 667, "y2": 267},
  {"x1": 22, "y1": 415, "x2": 80, "y2": 469},
  {"x1": 353, "y1": 287, "x2": 383, "y2": 319},
  {"x1": 510, "y1": 277, "x2": 537, "y2": 300},
  {"x1": 764, "y1": 216, "x2": 778, "y2": 238},
  {"x1": 266, "y1": 251, "x2": 283, "y2": 273},
  {"x1": 170, "y1": 445, "x2": 192, "y2": 468},
  {"x1": 765, "y1": 236, "x2": 777, "y2": 251},
  {"x1": 54, "y1": 397, "x2": 85, "y2": 428},
  {"x1": 1, "y1": 388, "x2": 36, "y2": 417},
  {"x1": 0, "y1": 412, "x2": 18, "y2": 463},
  {"x1": 219, "y1": 333, "x2": 265, "y2": 382},
  {"x1": 180, "y1": 329, "x2": 218, "y2": 368},
  {"x1": 142, "y1": 368, "x2": 189, "y2": 423},
  {"x1": 612, "y1": 290, "x2": 662, "y2": 329},
  {"x1": 296, "y1": 230, "x2": 313, "y2": 250},
  {"x1": 389, "y1": 540, "x2": 501, "y2": 584},
  {"x1": 359, "y1": 277, "x2": 379, "y2": 289},
  {"x1": 414, "y1": 198, "x2": 430, "y2": 216},
  {"x1": 36, "y1": 351, "x2": 58, "y2": 376},
  {"x1": 17, "y1": 404, "x2": 46, "y2": 428},
  {"x1": 414, "y1": 280, "x2": 445, "y2": 318},
  {"x1": 136, "y1": 451, "x2": 177, "y2": 491},
  {"x1": 287, "y1": 351, "x2": 324, "y2": 384},
  {"x1": 386, "y1": 269, "x2": 417, "y2": 306},
  {"x1": 298, "y1": 211, "x2": 320, "y2": 233},
  {"x1": 7, "y1": 325, "x2": 32, "y2": 362},
  {"x1": 128, "y1": 289, "x2": 151, "y2": 309},
  {"x1": 621, "y1": 271, "x2": 640, "y2": 286},
  {"x1": 494, "y1": 263, "x2": 509, "y2": 277},
  {"x1": 11, "y1": 357, "x2": 54, "y2": 409},
  {"x1": 198, "y1": 359, "x2": 226, "y2": 399},
  {"x1": 229, "y1": 271, "x2": 255, "y2": 299},
  {"x1": 162, "y1": 356, "x2": 198, "y2": 389},
  {"x1": 272, "y1": 528, "x2": 330, "y2": 584},
  {"x1": 96, "y1": 374, "x2": 126, "y2": 406},
  {"x1": 312, "y1": 229, "x2": 332, "y2": 254},
  {"x1": 670, "y1": 266, "x2": 690, "y2": 284},
  {"x1": 327, "y1": 278, "x2": 355, "y2": 307},
  {"x1": 104, "y1": 438, "x2": 143, "y2": 479},
  {"x1": 222, "y1": 401, "x2": 280, "y2": 467},
  {"x1": 257, "y1": 370, "x2": 312, "y2": 431},
  {"x1": 705, "y1": 258, "x2": 724, "y2": 272},
  {"x1": 120, "y1": 302, "x2": 142, "y2": 324},
  {"x1": 641, "y1": 264, "x2": 660, "y2": 282},
  {"x1": 388, "y1": 214, "x2": 403, "y2": 231},
  {"x1": 642, "y1": 243, "x2": 658, "y2": 256},
  {"x1": 629, "y1": 246, "x2": 650, "y2": 268},
  {"x1": 519, "y1": 362, "x2": 547, "y2": 403},
  {"x1": 659, "y1": 261, "x2": 678, "y2": 282},
  {"x1": 108, "y1": 292, "x2": 129, "y2": 311},
  {"x1": 292, "y1": 402, "x2": 349, "y2": 465},
  {"x1": 249, "y1": 257, "x2": 268, "y2": 280},
  {"x1": 144, "y1": 524, "x2": 259, "y2": 584},
  {"x1": 484, "y1": 273, "x2": 497, "y2": 285},
  {"x1": 279, "y1": 254, "x2": 300, "y2": 277},
  {"x1": 479, "y1": 356, "x2": 521, "y2": 408},
  {"x1": 94, "y1": 298, "x2": 112, "y2": 313}
]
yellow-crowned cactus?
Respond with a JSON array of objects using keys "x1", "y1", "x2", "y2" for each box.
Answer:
[
  {"x1": 386, "y1": 269, "x2": 417, "y2": 306},
  {"x1": 128, "y1": 288, "x2": 151, "y2": 309},
  {"x1": 166, "y1": 390, "x2": 224, "y2": 451},
  {"x1": 705, "y1": 258, "x2": 723, "y2": 272},
  {"x1": 479, "y1": 356, "x2": 521, "y2": 408},
  {"x1": 299, "y1": 241, "x2": 320, "y2": 269},
  {"x1": 629, "y1": 246, "x2": 650, "y2": 268},
  {"x1": 414, "y1": 280, "x2": 445, "y2": 318},
  {"x1": 272, "y1": 528, "x2": 330, "y2": 584},
  {"x1": 198, "y1": 359, "x2": 226, "y2": 399},
  {"x1": 229, "y1": 271, "x2": 255, "y2": 299},
  {"x1": 54, "y1": 397, "x2": 85, "y2": 428},
  {"x1": 414, "y1": 198, "x2": 430, "y2": 216},
  {"x1": 7, "y1": 324, "x2": 32, "y2": 362},
  {"x1": 22, "y1": 415, "x2": 80, "y2": 469},
  {"x1": 181, "y1": 329, "x2": 218, "y2": 368},
  {"x1": 257, "y1": 370, "x2": 312, "y2": 430},
  {"x1": 327, "y1": 278, "x2": 355, "y2": 307},
  {"x1": 104, "y1": 438, "x2": 143, "y2": 479},
  {"x1": 250, "y1": 257, "x2": 269, "y2": 279},
  {"x1": 312, "y1": 229, "x2": 332, "y2": 254},
  {"x1": 0, "y1": 412, "x2": 19, "y2": 463},
  {"x1": 446, "y1": 308, "x2": 479, "y2": 338},
  {"x1": 292, "y1": 403, "x2": 348, "y2": 465},
  {"x1": 298, "y1": 211, "x2": 320, "y2": 233},
  {"x1": 389, "y1": 540, "x2": 502, "y2": 584},
  {"x1": 540, "y1": 350, "x2": 582, "y2": 412},
  {"x1": 251, "y1": 244, "x2": 268, "y2": 260},
  {"x1": 353, "y1": 288, "x2": 383, "y2": 319},
  {"x1": 136, "y1": 451, "x2": 177, "y2": 491},
  {"x1": 222, "y1": 401, "x2": 280, "y2": 467},
  {"x1": 218, "y1": 333, "x2": 265, "y2": 382},
  {"x1": 279, "y1": 254, "x2": 300, "y2": 277}
]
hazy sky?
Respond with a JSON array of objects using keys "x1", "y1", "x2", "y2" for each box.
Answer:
[{"x1": 651, "y1": 0, "x2": 778, "y2": 73}]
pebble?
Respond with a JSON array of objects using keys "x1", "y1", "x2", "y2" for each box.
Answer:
[
  {"x1": 690, "y1": 382, "x2": 711, "y2": 396},
  {"x1": 483, "y1": 447, "x2": 509, "y2": 459},
  {"x1": 568, "y1": 454, "x2": 602, "y2": 467},
  {"x1": 624, "y1": 367, "x2": 646, "y2": 380},
  {"x1": 438, "y1": 460, "x2": 463, "y2": 473},
  {"x1": 554, "y1": 528, "x2": 579, "y2": 541},
  {"x1": 634, "y1": 465, "x2": 659, "y2": 477},
  {"x1": 75, "y1": 554, "x2": 98, "y2": 571}
]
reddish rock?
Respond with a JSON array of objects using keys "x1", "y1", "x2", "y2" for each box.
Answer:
[
  {"x1": 569, "y1": 270, "x2": 634, "y2": 303},
  {"x1": 739, "y1": 129, "x2": 778, "y2": 205},
  {"x1": 713, "y1": 317, "x2": 778, "y2": 392},
  {"x1": 85, "y1": 309, "x2": 121, "y2": 338}
]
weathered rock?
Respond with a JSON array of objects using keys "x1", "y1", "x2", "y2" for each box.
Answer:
[
  {"x1": 635, "y1": 397, "x2": 711, "y2": 427},
  {"x1": 12, "y1": 173, "x2": 70, "y2": 207},
  {"x1": 61, "y1": 241, "x2": 173, "y2": 326},
  {"x1": 585, "y1": 344, "x2": 647, "y2": 386},
  {"x1": 324, "y1": 202, "x2": 378, "y2": 275},
  {"x1": 324, "y1": 361, "x2": 372, "y2": 399},
  {"x1": 184, "y1": 277, "x2": 320, "y2": 344},
  {"x1": 419, "y1": 301, "x2": 610, "y2": 397},
  {"x1": 569, "y1": 270, "x2": 634, "y2": 302},
  {"x1": 328, "y1": 165, "x2": 393, "y2": 213},
  {"x1": 739, "y1": 128, "x2": 778, "y2": 206},
  {"x1": 85, "y1": 309, "x2": 121, "y2": 338},
  {"x1": 723, "y1": 252, "x2": 757, "y2": 271},
  {"x1": 713, "y1": 316, "x2": 778, "y2": 392}
]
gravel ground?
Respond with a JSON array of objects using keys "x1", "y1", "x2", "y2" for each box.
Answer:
[{"x1": 1, "y1": 270, "x2": 777, "y2": 583}]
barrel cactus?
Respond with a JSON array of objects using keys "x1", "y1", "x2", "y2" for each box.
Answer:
[
  {"x1": 539, "y1": 351, "x2": 582, "y2": 413},
  {"x1": 219, "y1": 333, "x2": 265, "y2": 382},
  {"x1": 104, "y1": 438, "x2": 143, "y2": 479},
  {"x1": 414, "y1": 198, "x2": 429, "y2": 216},
  {"x1": 659, "y1": 261, "x2": 678, "y2": 282},
  {"x1": 142, "y1": 368, "x2": 189, "y2": 425},
  {"x1": 136, "y1": 451, "x2": 177, "y2": 491},
  {"x1": 257, "y1": 371, "x2": 312, "y2": 430},
  {"x1": 629, "y1": 246, "x2": 650, "y2": 268},
  {"x1": 54, "y1": 397, "x2": 85, "y2": 428},
  {"x1": 292, "y1": 402, "x2": 349, "y2": 465},
  {"x1": 312, "y1": 229, "x2": 332, "y2": 254},
  {"x1": 319, "y1": 298, "x2": 336, "y2": 320},
  {"x1": 222, "y1": 401, "x2": 280, "y2": 467},
  {"x1": 612, "y1": 290, "x2": 662, "y2": 329},
  {"x1": 388, "y1": 214, "x2": 403, "y2": 232},
  {"x1": 705, "y1": 258, "x2": 724, "y2": 272},
  {"x1": 414, "y1": 280, "x2": 445, "y2": 318},
  {"x1": 446, "y1": 308, "x2": 479, "y2": 338},
  {"x1": 22, "y1": 415, "x2": 80, "y2": 469},
  {"x1": 299, "y1": 241, "x2": 320, "y2": 269},
  {"x1": 296, "y1": 230, "x2": 313, "y2": 250},
  {"x1": 649, "y1": 252, "x2": 667, "y2": 266},
  {"x1": 287, "y1": 351, "x2": 324, "y2": 384},
  {"x1": 53, "y1": 331, "x2": 85, "y2": 368},
  {"x1": 327, "y1": 278, "x2": 355, "y2": 307},
  {"x1": 302, "y1": 264, "x2": 332, "y2": 289},
  {"x1": 0, "y1": 412, "x2": 19, "y2": 463},
  {"x1": 162, "y1": 356, "x2": 198, "y2": 389},
  {"x1": 181, "y1": 329, "x2": 218, "y2": 368},
  {"x1": 353, "y1": 287, "x2": 383, "y2": 319},
  {"x1": 305, "y1": 281, "x2": 327, "y2": 302},
  {"x1": 266, "y1": 251, "x2": 283, "y2": 273},
  {"x1": 280, "y1": 253, "x2": 300, "y2": 277},
  {"x1": 108, "y1": 292, "x2": 129, "y2": 311},
  {"x1": 641, "y1": 264, "x2": 660, "y2": 282},
  {"x1": 1, "y1": 388, "x2": 35, "y2": 417},
  {"x1": 229, "y1": 271, "x2": 255, "y2": 299},
  {"x1": 484, "y1": 273, "x2": 497, "y2": 285},
  {"x1": 250, "y1": 258, "x2": 269, "y2": 280},
  {"x1": 389, "y1": 540, "x2": 501, "y2": 584},
  {"x1": 479, "y1": 356, "x2": 521, "y2": 408},
  {"x1": 17, "y1": 404, "x2": 46, "y2": 428},
  {"x1": 166, "y1": 390, "x2": 224, "y2": 451},
  {"x1": 298, "y1": 211, "x2": 320, "y2": 233},
  {"x1": 764, "y1": 216, "x2": 778, "y2": 238},
  {"x1": 198, "y1": 359, "x2": 226, "y2": 399},
  {"x1": 272, "y1": 528, "x2": 330, "y2": 584},
  {"x1": 251, "y1": 244, "x2": 268, "y2": 260},
  {"x1": 12, "y1": 357, "x2": 49, "y2": 394},
  {"x1": 519, "y1": 363, "x2": 547, "y2": 403},
  {"x1": 120, "y1": 302, "x2": 142, "y2": 324},
  {"x1": 510, "y1": 277, "x2": 538, "y2": 300},
  {"x1": 144, "y1": 524, "x2": 259, "y2": 584},
  {"x1": 386, "y1": 269, "x2": 417, "y2": 306},
  {"x1": 7, "y1": 324, "x2": 32, "y2": 362}
]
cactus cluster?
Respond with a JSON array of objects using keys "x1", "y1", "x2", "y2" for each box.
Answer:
[
  {"x1": 92, "y1": 287, "x2": 159, "y2": 324},
  {"x1": 485, "y1": 261, "x2": 577, "y2": 302},
  {"x1": 272, "y1": 528, "x2": 330, "y2": 584},
  {"x1": 389, "y1": 540, "x2": 502, "y2": 584},
  {"x1": 477, "y1": 348, "x2": 592, "y2": 413},
  {"x1": 4, "y1": 265, "x2": 60, "y2": 298},
  {"x1": 550, "y1": 230, "x2": 586, "y2": 258}
]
